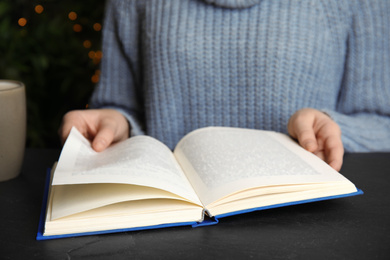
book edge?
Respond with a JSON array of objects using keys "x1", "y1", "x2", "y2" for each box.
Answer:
[
  {"x1": 212, "y1": 189, "x2": 364, "y2": 220},
  {"x1": 37, "y1": 168, "x2": 363, "y2": 240},
  {"x1": 36, "y1": 168, "x2": 198, "y2": 241}
]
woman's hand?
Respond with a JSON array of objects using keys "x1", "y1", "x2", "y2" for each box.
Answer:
[
  {"x1": 58, "y1": 109, "x2": 130, "y2": 152},
  {"x1": 287, "y1": 108, "x2": 344, "y2": 171}
]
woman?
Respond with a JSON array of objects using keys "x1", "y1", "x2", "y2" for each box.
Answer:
[{"x1": 59, "y1": 0, "x2": 390, "y2": 171}]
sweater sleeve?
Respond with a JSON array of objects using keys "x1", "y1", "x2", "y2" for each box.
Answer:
[
  {"x1": 89, "y1": 0, "x2": 145, "y2": 136},
  {"x1": 324, "y1": 0, "x2": 390, "y2": 152}
]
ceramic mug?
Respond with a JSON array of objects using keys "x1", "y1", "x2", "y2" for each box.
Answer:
[{"x1": 0, "y1": 80, "x2": 27, "y2": 181}]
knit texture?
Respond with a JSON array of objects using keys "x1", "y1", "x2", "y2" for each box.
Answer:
[
  {"x1": 91, "y1": 0, "x2": 390, "y2": 152},
  {"x1": 203, "y1": 0, "x2": 261, "y2": 8}
]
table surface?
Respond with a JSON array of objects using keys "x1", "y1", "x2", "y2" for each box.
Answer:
[{"x1": 0, "y1": 149, "x2": 389, "y2": 259}]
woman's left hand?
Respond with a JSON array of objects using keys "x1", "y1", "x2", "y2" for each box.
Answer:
[{"x1": 287, "y1": 108, "x2": 344, "y2": 171}]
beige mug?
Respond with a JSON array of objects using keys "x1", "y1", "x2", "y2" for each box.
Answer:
[{"x1": 0, "y1": 80, "x2": 27, "y2": 181}]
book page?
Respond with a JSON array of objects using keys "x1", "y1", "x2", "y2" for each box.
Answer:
[
  {"x1": 52, "y1": 127, "x2": 201, "y2": 205},
  {"x1": 50, "y1": 183, "x2": 200, "y2": 220},
  {"x1": 174, "y1": 127, "x2": 354, "y2": 206},
  {"x1": 45, "y1": 198, "x2": 204, "y2": 236}
]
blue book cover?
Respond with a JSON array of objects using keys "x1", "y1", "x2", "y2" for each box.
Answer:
[
  {"x1": 37, "y1": 127, "x2": 364, "y2": 240},
  {"x1": 37, "y1": 169, "x2": 363, "y2": 240}
]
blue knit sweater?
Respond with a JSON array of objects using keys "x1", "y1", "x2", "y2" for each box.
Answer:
[{"x1": 91, "y1": 0, "x2": 390, "y2": 151}]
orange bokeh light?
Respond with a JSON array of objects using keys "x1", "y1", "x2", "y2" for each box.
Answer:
[
  {"x1": 95, "y1": 51, "x2": 103, "y2": 59},
  {"x1": 35, "y1": 5, "x2": 44, "y2": 14},
  {"x1": 18, "y1": 18, "x2": 27, "y2": 27},
  {"x1": 91, "y1": 74, "x2": 99, "y2": 84},
  {"x1": 88, "y1": 51, "x2": 95, "y2": 59},
  {"x1": 83, "y1": 40, "x2": 92, "y2": 48},
  {"x1": 93, "y1": 23, "x2": 102, "y2": 31},
  {"x1": 68, "y1": 11, "x2": 77, "y2": 21},
  {"x1": 73, "y1": 24, "x2": 82, "y2": 32}
]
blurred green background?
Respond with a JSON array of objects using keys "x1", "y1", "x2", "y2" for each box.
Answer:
[{"x1": 0, "y1": 0, "x2": 105, "y2": 148}]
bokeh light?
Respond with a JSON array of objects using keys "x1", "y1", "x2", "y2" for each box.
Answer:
[
  {"x1": 83, "y1": 40, "x2": 92, "y2": 48},
  {"x1": 18, "y1": 18, "x2": 27, "y2": 27},
  {"x1": 91, "y1": 74, "x2": 99, "y2": 83},
  {"x1": 68, "y1": 11, "x2": 77, "y2": 21},
  {"x1": 95, "y1": 50, "x2": 103, "y2": 59},
  {"x1": 35, "y1": 5, "x2": 44, "y2": 14},
  {"x1": 88, "y1": 50, "x2": 95, "y2": 59},
  {"x1": 93, "y1": 23, "x2": 102, "y2": 31},
  {"x1": 73, "y1": 24, "x2": 82, "y2": 32}
]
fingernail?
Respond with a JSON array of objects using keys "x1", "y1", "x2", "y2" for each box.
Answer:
[
  {"x1": 305, "y1": 141, "x2": 316, "y2": 152},
  {"x1": 94, "y1": 139, "x2": 107, "y2": 152}
]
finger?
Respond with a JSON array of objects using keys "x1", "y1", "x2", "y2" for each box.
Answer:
[
  {"x1": 313, "y1": 150, "x2": 325, "y2": 161},
  {"x1": 58, "y1": 123, "x2": 72, "y2": 145},
  {"x1": 324, "y1": 135, "x2": 344, "y2": 171},
  {"x1": 290, "y1": 124, "x2": 318, "y2": 152},
  {"x1": 58, "y1": 113, "x2": 81, "y2": 145},
  {"x1": 91, "y1": 123, "x2": 116, "y2": 152}
]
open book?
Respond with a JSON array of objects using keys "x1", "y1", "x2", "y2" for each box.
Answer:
[{"x1": 37, "y1": 126, "x2": 362, "y2": 240}]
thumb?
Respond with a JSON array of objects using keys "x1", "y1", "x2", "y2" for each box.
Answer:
[
  {"x1": 91, "y1": 125, "x2": 115, "y2": 152},
  {"x1": 288, "y1": 114, "x2": 318, "y2": 152},
  {"x1": 296, "y1": 127, "x2": 318, "y2": 152}
]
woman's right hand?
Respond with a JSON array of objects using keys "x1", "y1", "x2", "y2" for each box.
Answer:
[{"x1": 58, "y1": 108, "x2": 130, "y2": 152}]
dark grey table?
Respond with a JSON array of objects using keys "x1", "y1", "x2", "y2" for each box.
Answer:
[{"x1": 0, "y1": 149, "x2": 389, "y2": 259}]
